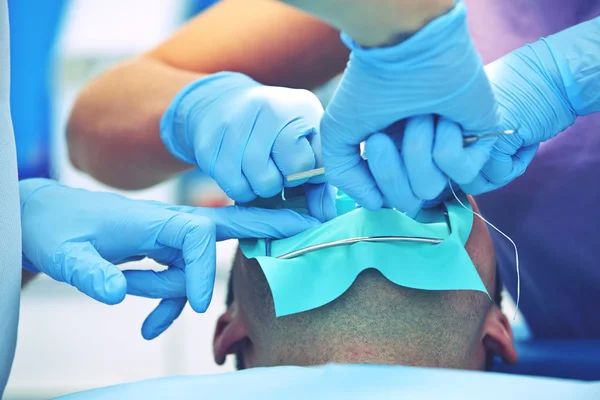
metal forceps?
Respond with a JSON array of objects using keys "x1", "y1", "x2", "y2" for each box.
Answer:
[
  {"x1": 285, "y1": 129, "x2": 517, "y2": 183},
  {"x1": 264, "y1": 205, "x2": 453, "y2": 260}
]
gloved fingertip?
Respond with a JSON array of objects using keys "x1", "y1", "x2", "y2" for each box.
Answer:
[
  {"x1": 248, "y1": 163, "x2": 284, "y2": 199},
  {"x1": 421, "y1": 185, "x2": 452, "y2": 208},
  {"x1": 190, "y1": 301, "x2": 208, "y2": 314},
  {"x1": 189, "y1": 290, "x2": 213, "y2": 313},
  {"x1": 227, "y1": 190, "x2": 257, "y2": 205},
  {"x1": 272, "y1": 132, "x2": 317, "y2": 180},
  {"x1": 413, "y1": 176, "x2": 448, "y2": 201},
  {"x1": 459, "y1": 174, "x2": 492, "y2": 196},
  {"x1": 305, "y1": 183, "x2": 337, "y2": 222},
  {"x1": 357, "y1": 193, "x2": 385, "y2": 211},
  {"x1": 142, "y1": 297, "x2": 188, "y2": 340},
  {"x1": 327, "y1": 171, "x2": 384, "y2": 212},
  {"x1": 421, "y1": 198, "x2": 444, "y2": 209},
  {"x1": 141, "y1": 322, "x2": 163, "y2": 341},
  {"x1": 101, "y1": 292, "x2": 127, "y2": 306},
  {"x1": 349, "y1": 188, "x2": 384, "y2": 211},
  {"x1": 102, "y1": 273, "x2": 127, "y2": 305},
  {"x1": 83, "y1": 268, "x2": 127, "y2": 305},
  {"x1": 450, "y1": 146, "x2": 492, "y2": 185},
  {"x1": 320, "y1": 203, "x2": 338, "y2": 222},
  {"x1": 404, "y1": 203, "x2": 423, "y2": 220}
]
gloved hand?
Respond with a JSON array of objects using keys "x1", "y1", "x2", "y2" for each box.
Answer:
[
  {"x1": 161, "y1": 71, "x2": 335, "y2": 222},
  {"x1": 20, "y1": 179, "x2": 319, "y2": 324},
  {"x1": 320, "y1": 0, "x2": 499, "y2": 213},
  {"x1": 401, "y1": 15, "x2": 600, "y2": 197}
]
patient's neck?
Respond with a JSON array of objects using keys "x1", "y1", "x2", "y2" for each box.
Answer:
[{"x1": 270, "y1": 340, "x2": 473, "y2": 369}]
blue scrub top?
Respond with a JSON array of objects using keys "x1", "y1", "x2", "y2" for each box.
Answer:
[
  {"x1": 466, "y1": 0, "x2": 600, "y2": 339},
  {"x1": 8, "y1": 0, "x2": 67, "y2": 179}
]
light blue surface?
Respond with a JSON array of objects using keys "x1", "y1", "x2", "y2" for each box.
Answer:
[
  {"x1": 320, "y1": 0, "x2": 498, "y2": 213},
  {"x1": 160, "y1": 71, "x2": 335, "y2": 221},
  {"x1": 241, "y1": 195, "x2": 489, "y2": 317},
  {"x1": 56, "y1": 364, "x2": 600, "y2": 400},
  {"x1": 19, "y1": 179, "x2": 319, "y2": 339},
  {"x1": 0, "y1": 1, "x2": 22, "y2": 396}
]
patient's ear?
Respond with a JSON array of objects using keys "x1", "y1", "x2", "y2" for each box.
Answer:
[
  {"x1": 482, "y1": 306, "x2": 518, "y2": 364},
  {"x1": 213, "y1": 303, "x2": 249, "y2": 365}
]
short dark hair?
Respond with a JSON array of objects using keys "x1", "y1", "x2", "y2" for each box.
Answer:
[
  {"x1": 226, "y1": 251, "x2": 502, "y2": 371},
  {"x1": 485, "y1": 266, "x2": 503, "y2": 371},
  {"x1": 225, "y1": 265, "x2": 246, "y2": 369}
]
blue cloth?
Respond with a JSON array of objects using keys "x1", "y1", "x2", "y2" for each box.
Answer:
[
  {"x1": 240, "y1": 197, "x2": 490, "y2": 317},
  {"x1": 495, "y1": 340, "x2": 600, "y2": 381},
  {"x1": 56, "y1": 364, "x2": 600, "y2": 400},
  {"x1": 466, "y1": 0, "x2": 600, "y2": 338}
]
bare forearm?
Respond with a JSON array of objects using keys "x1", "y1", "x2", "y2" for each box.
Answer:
[
  {"x1": 146, "y1": 0, "x2": 348, "y2": 89},
  {"x1": 68, "y1": 57, "x2": 202, "y2": 189},
  {"x1": 68, "y1": 0, "x2": 348, "y2": 190},
  {"x1": 281, "y1": 0, "x2": 456, "y2": 46}
]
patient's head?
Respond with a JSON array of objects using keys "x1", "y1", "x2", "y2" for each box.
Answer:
[{"x1": 213, "y1": 197, "x2": 517, "y2": 370}]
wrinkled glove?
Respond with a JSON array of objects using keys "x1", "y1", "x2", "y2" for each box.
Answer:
[
  {"x1": 20, "y1": 179, "x2": 318, "y2": 336},
  {"x1": 161, "y1": 71, "x2": 335, "y2": 221},
  {"x1": 402, "y1": 16, "x2": 600, "y2": 197},
  {"x1": 320, "y1": 0, "x2": 499, "y2": 213}
]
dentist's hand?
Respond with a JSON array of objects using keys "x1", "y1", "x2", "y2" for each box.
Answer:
[
  {"x1": 161, "y1": 71, "x2": 335, "y2": 222},
  {"x1": 456, "y1": 18, "x2": 598, "y2": 194},
  {"x1": 320, "y1": 1, "x2": 499, "y2": 213},
  {"x1": 401, "y1": 24, "x2": 587, "y2": 199},
  {"x1": 20, "y1": 179, "x2": 319, "y2": 328}
]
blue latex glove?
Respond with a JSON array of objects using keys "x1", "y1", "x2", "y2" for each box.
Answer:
[
  {"x1": 161, "y1": 72, "x2": 335, "y2": 222},
  {"x1": 320, "y1": 0, "x2": 499, "y2": 213},
  {"x1": 126, "y1": 186, "x2": 327, "y2": 340},
  {"x1": 403, "y1": 16, "x2": 600, "y2": 197},
  {"x1": 20, "y1": 179, "x2": 319, "y2": 322}
]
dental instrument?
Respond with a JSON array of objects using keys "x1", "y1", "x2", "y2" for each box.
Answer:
[
  {"x1": 275, "y1": 236, "x2": 443, "y2": 259},
  {"x1": 461, "y1": 129, "x2": 516, "y2": 145},
  {"x1": 285, "y1": 130, "x2": 516, "y2": 183},
  {"x1": 264, "y1": 205, "x2": 452, "y2": 259}
]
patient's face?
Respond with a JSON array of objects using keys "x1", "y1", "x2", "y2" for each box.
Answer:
[{"x1": 214, "y1": 196, "x2": 517, "y2": 370}]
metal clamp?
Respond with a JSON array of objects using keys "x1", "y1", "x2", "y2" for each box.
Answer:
[{"x1": 264, "y1": 205, "x2": 453, "y2": 260}]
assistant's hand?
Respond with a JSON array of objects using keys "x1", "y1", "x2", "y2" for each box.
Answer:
[
  {"x1": 20, "y1": 179, "x2": 318, "y2": 321},
  {"x1": 160, "y1": 71, "x2": 335, "y2": 222},
  {"x1": 320, "y1": 1, "x2": 499, "y2": 212}
]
